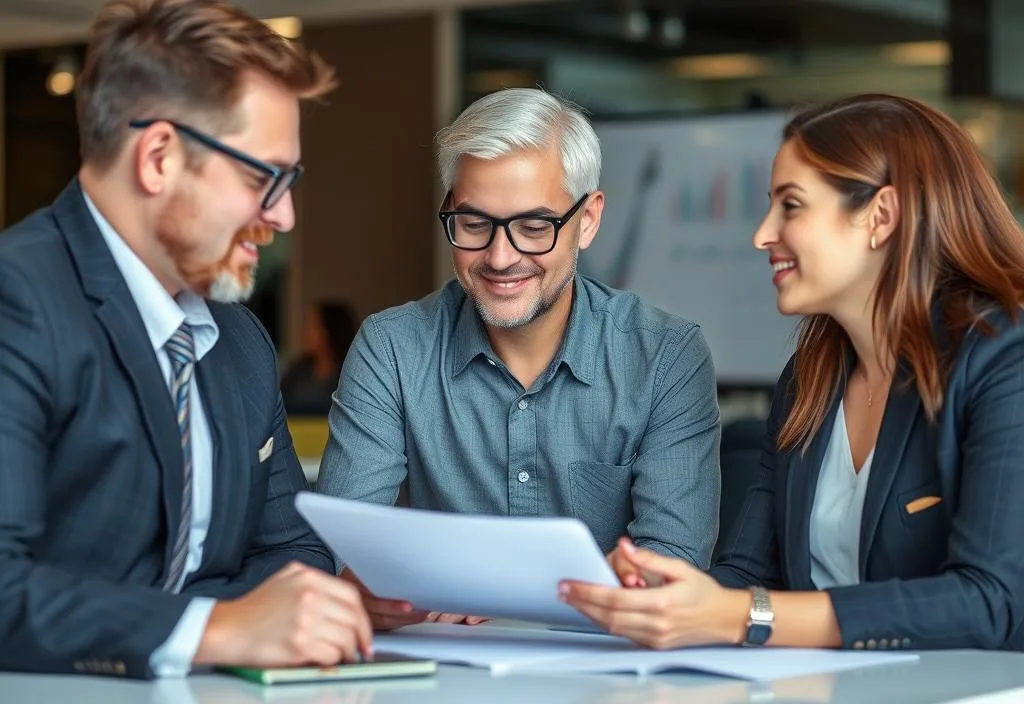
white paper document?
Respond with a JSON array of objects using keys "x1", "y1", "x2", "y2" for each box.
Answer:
[
  {"x1": 294, "y1": 492, "x2": 619, "y2": 627},
  {"x1": 376, "y1": 624, "x2": 920, "y2": 681}
]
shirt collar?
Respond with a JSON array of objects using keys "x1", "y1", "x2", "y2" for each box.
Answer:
[
  {"x1": 450, "y1": 276, "x2": 596, "y2": 386},
  {"x1": 450, "y1": 291, "x2": 495, "y2": 378},
  {"x1": 558, "y1": 277, "x2": 597, "y2": 385},
  {"x1": 83, "y1": 192, "x2": 219, "y2": 361}
]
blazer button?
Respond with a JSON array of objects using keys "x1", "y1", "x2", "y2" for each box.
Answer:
[
  {"x1": 73, "y1": 661, "x2": 85, "y2": 672},
  {"x1": 890, "y1": 638, "x2": 902, "y2": 649},
  {"x1": 902, "y1": 638, "x2": 911, "y2": 648},
  {"x1": 866, "y1": 639, "x2": 877, "y2": 649},
  {"x1": 878, "y1": 639, "x2": 889, "y2": 649},
  {"x1": 115, "y1": 661, "x2": 127, "y2": 676},
  {"x1": 853, "y1": 640, "x2": 865, "y2": 649}
]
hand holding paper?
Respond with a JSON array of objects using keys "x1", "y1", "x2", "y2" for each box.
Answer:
[
  {"x1": 340, "y1": 567, "x2": 430, "y2": 631},
  {"x1": 606, "y1": 546, "x2": 645, "y2": 588},
  {"x1": 560, "y1": 538, "x2": 748, "y2": 649},
  {"x1": 341, "y1": 568, "x2": 488, "y2": 631},
  {"x1": 295, "y1": 492, "x2": 619, "y2": 627},
  {"x1": 426, "y1": 612, "x2": 490, "y2": 626},
  {"x1": 606, "y1": 541, "x2": 668, "y2": 589}
]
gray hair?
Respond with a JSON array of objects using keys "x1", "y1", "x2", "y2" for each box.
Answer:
[{"x1": 435, "y1": 88, "x2": 601, "y2": 200}]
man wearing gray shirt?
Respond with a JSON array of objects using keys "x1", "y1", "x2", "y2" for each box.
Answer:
[{"x1": 318, "y1": 88, "x2": 720, "y2": 630}]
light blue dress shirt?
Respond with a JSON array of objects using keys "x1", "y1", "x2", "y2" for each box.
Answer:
[{"x1": 85, "y1": 195, "x2": 219, "y2": 677}]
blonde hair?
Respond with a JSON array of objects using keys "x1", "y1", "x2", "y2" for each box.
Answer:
[{"x1": 77, "y1": 0, "x2": 336, "y2": 168}]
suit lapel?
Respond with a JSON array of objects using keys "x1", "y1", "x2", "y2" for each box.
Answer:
[
  {"x1": 858, "y1": 362, "x2": 922, "y2": 576},
  {"x1": 54, "y1": 179, "x2": 183, "y2": 578},
  {"x1": 195, "y1": 333, "x2": 249, "y2": 570},
  {"x1": 94, "y1": 301, "x2": 183, "y2": 572},
  {"x1": 784, "y1": 393, "x2": 841, "y2": 589}
]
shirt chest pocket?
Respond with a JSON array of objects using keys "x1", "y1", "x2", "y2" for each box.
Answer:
[{"x1": 568, "y1": 460, "x2": 635, "y2": 554}]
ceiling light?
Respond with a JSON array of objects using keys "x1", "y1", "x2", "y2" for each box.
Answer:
[
  {"x1": 880, "y1": 41, "x2": 949, "y2": 66},
  {"x1": 621, "y1": 5, "x2": 650, "y2": 42},
  {"x1": 659, "y1": 13, "x2": 685, "y2": 47},
  {"x1": 670, "y1": 54, "x2": 773, "y2": 80},
  {"x1": 46, "y1": 54, "x2": 78, "y2": 97}
]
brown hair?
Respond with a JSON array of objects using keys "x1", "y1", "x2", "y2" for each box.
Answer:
[
  {"x1": 76, "y1": 0, "x2": 336, "y2": 168},
  {"x1": 777, "y1": 93, "x2": 1024, "y2": 451}
]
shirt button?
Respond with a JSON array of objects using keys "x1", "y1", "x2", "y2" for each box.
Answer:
[
  {"x1": 518, "y1": 399, "x2": 528, "y2": 410},
  {"x1": 517, "y1": 471, "x2": 530, "y2": 483}
]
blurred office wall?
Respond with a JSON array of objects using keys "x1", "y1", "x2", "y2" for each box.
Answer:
[{"x1": 289, "y1": 14, "x2": 442, "y2": 358}]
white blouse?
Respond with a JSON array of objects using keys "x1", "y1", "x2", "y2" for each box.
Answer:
[{"x1": 809, "y1": 402, "x2": 875, "y2": 589}]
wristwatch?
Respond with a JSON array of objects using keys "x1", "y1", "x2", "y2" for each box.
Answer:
[{"x1": 742, "y1": 586, "x2": 774, "y2": 646}]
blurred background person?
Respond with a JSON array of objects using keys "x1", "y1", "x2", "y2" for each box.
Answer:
[{"x1": 281, "y1": 300, "x2": 358, "y2": 416}]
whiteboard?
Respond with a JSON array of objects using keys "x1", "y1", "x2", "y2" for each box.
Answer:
[{"x1": 581, "y1": 111, "x2": 797, "y2": 385}]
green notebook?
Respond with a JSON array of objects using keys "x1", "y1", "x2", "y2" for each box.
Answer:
[{"x1": 221, "y1": 653, "x2": 437, "y2": 685}]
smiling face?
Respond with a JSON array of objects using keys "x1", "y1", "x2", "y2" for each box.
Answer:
[
  {"x1": 206, "y1": 223, "x2": 275, "y2": 302},
  {"x1": 151, "y1": 71, "x2": 299, "y2": 302},
  {"x1": 752, "y1": 140, "x2": 884, "y2": 320},
  {"x1": 449, "y1": 146, "x2": 601, "y2": 330}
]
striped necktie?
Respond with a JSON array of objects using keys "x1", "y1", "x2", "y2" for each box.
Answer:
[{"x1": 163, "y1": 322, "x2": 195, "y2": 592}]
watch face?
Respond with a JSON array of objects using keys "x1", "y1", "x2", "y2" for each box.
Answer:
[{"x1": 746, "y1": 623, "x2": 772, "y2": 646}]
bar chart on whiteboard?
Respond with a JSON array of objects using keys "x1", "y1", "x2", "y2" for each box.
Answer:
[{"x1": 582, "y1": 111, "x2": 798, "y2": 385}]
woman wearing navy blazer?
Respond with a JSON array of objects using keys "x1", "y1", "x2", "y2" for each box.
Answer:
[{"x1": 561, "y1": 93, "x2": 1024, "y2": 651}]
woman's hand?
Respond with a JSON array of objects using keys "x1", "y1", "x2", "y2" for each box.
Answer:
[
  {"x1": 561, "y1": 538, "x2": 749, "y2": 649},
  {"x1": 607, "y1": 544, "x2": 650, "y2": 588}
]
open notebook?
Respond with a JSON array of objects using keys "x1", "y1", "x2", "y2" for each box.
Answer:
[{"x1": 375, "y1": 624, "x2": 919, "y2": 681}]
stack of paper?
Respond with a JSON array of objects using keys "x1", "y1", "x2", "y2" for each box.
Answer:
[
  {"x1": 295, "y1": 493, "x2": 619, "y2": 627},
  {"x1": 376, "y1": 624, "x2": 920, "y2": 681}
]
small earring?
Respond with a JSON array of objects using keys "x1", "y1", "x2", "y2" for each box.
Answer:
[{"x1": 870, "y1": 235, "x2": 877, "y2": 250}]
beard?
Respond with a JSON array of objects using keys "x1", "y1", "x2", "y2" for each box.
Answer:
[
  {"x1": 460, "y1": 247, "x2": 578, "y2": 330},
  {"x1": 206, "y1": 265, "x2": 256, "y2": 303},
  {"x1": 205, "y1": 224, "x2": 274, "y2": 303},
  {"x1": 155, "y1": 189, "x2": 272, "y2": 303}
]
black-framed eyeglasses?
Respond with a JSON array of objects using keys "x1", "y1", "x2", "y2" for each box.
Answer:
[
  {"x1": 438, "y1": 191, "x2": 590, "y2": 255},
  {"x1": 128, "y1": 118, "x2": 303, "y2": 210}
]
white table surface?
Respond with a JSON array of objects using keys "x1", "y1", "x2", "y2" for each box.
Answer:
[{"x1": 4, "y1": 650, "x2": 1024, "y2": 704}]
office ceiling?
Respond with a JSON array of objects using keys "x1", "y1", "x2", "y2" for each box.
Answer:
[
  {"x1": 463, "y1": 0, "x2": 945, "y2": 66},
  {"x1": 0, "y1": 0, "x2": 947, "y2": 54},
  {"x1": 0, "y1": 0, "x2": 545, "y2": 49}
]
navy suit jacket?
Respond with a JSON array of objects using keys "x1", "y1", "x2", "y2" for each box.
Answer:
[
  {"x1": 0, "y1": 181, "x2": 333, "y2": 678},
  {"x1": 711, "y1": 310, "x2": 1024, "y2": 651}
]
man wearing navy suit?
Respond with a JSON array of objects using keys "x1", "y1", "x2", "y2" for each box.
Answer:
[{"x1": 0, "y1": 0, "x2": 371, "y2": 679}]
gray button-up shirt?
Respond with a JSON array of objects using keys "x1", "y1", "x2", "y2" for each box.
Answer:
[{"x1": 318, "y1": 276, "x2": 721, "y2": 566}]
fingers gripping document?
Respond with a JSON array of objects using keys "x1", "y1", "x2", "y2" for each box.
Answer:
[{"x1": 294, "y1": 493, "x2": 619, "y2": 627}]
